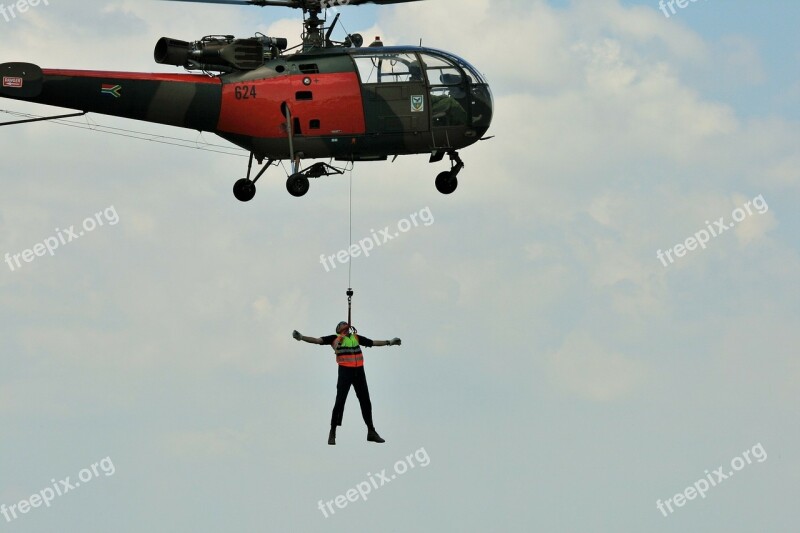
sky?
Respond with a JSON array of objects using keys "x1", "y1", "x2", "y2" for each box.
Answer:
[{"x1": 0, "y1": 0, "x2": 798, "y2": 531}]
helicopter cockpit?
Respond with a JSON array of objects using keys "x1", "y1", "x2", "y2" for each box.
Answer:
[{"x1": 349, "y1": 47, "x2": 493, "y2": 135}]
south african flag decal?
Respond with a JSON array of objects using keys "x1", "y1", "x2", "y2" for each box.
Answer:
[{"x1": 101, "y1": 84, "x2": 122, "y2": 98}]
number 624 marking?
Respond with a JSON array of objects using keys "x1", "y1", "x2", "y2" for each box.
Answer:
[{"x1": 235, "y1": 85, "x2": 257, "y2": 100}]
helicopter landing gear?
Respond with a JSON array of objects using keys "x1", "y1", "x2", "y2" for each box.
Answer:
[
  {"x1": 233, "y1": 178, "x2": 257, "y2": 202},
  {"x1": 285, "y1": 161, "x2": 345, "y2": 197},
  {"x1": 435, "y1": 151, "x2": 464, "y2": 195},
  {"x1": 232, "y1": 153, "x2": 348, "y2": 200},
  {"x1": 435, "y1": 171, "x2": 458, "y2": 195},
  {"x1": 286, "y1": 174, "x2": 310, "y2": 197},
  {"x1": 233, "y1": 153, "x2": 274, "y2": 203}
]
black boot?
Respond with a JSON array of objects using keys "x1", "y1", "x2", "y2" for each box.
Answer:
[
  {"x1": 367, "y1": 428, "x2": 385, "y2": 443},
  {"x1": 328, "y1": 427, "x2": 336, "y2": 445}
]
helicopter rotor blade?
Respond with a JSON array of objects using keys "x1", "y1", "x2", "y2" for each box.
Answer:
[
  {"x1": 354, "y1": 0, "x2": 424, "y2": 4},
  {"x1": 156, "y1": 0, "x2": 299, "y2": 6},
  {"x1": 336, "y1": 0, "x2": 424, "y2": 4},
  {"x1": 155, "y1": 0, "x2": 424, "y2": 9}
]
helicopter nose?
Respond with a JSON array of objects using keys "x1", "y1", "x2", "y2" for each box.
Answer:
[{"x1": 471, "y1": 83, "x2": 494, "y2": 135}]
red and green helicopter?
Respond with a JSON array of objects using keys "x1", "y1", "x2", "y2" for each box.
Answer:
[{"x1": 0, "y1": 0, "x2": 494, "y2": 200}]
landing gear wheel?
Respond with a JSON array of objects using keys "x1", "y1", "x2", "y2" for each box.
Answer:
[
  {"x1": 233, "y1": 178, "x2": 256, "y2": 202},
  {"x1": 286, "y1": 175, "x2": 310, "y2": 197},
  {"x1": 435, "y1": 171, "x2": 458, "y2": 195}
]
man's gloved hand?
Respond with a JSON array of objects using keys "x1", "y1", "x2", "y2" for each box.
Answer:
[
  {"x1": 389, "y1": 338, "x2": 401, "y2": 346},
  {"x1": 293, "y1": 330, "x2": 302, "y2": 341}
]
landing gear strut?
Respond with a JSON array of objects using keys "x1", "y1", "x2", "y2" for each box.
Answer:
[
  {"x1": 286, "y1": 161, "x2": 345, "y2": 198},
  {"x1": 233, "y1": 153, "x2": 273, "y2": 202},
  {"x1": 232, "y1": 154, "x2": 348, "y2": 201},
  {"x1": 435, "y1": 151, "x2": 464, "y2": 195}
]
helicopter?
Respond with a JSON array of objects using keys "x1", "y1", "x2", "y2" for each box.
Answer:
[{"x1": 0, "y1": 0, "x2": 494, "y2": 200}]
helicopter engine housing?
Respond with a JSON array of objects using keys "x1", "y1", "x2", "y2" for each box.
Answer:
[{"x1": 154, "y1": 35, "x2": 287, "y2": 72}]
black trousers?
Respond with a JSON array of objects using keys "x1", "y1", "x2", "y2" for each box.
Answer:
[{"x1": 331, "y1": 365, "x2": 374, "y2": 429}]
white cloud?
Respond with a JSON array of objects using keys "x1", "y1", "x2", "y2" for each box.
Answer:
[{"x1": 547, "y1": 331, "x2": 648, "y2": 401}]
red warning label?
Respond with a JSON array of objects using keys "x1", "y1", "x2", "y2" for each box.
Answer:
[{"x1": 2, "y1": 77, "x2": 23, "y2": 88}]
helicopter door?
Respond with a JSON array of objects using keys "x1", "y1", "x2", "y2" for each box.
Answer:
[
  {"x1": 354, "y1": 52, "x2": 429, "y2": 135},
  {"x1": 418, "y1": 53, "x2": 471, "y2": 146}
]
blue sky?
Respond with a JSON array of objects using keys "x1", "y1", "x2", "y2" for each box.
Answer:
[{"x1": 0, "y1": 1, "x2": 798, "y2": 532}]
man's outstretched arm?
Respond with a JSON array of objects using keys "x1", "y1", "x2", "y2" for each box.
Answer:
[
  {"x1": 361, "y1": 336, "x2": 402, "y2": 347},
  {"x1": 293, "y1": 330, "x2": 324, "y2": 344}
]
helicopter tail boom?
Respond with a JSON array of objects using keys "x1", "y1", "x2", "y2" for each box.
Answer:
[
  {"x1": 0, "y1": 64, "x2": 222, "y2": 132},
  {"x1": 1, "y1": 63, "x2": 43, "y2": 99}
]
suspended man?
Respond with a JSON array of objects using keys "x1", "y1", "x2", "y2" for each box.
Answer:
[{"x1": 293, "y1": 322, "x2": 401, "y2": 445}]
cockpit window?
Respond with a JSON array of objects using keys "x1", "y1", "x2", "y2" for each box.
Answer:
[
  {"x1": 418, "y1": 54, "x2": 463, "y2": 86},
  {"x1": 354, "y1": 53, "x2": 423, "y2": 84},
  {"x1": 424, "y1": 49, "x2": 489, "y2": 85}
]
